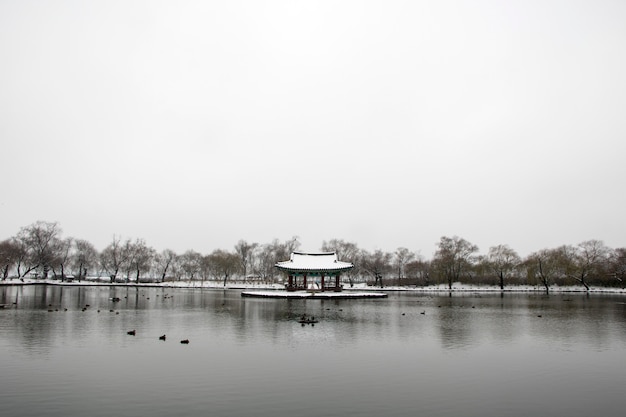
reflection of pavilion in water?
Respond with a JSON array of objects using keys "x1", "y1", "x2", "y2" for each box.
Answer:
[{"x1": 275, "y1": 251, "x2": 353, "y2": 292}]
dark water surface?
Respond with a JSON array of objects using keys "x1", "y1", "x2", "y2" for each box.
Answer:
[{"x1": 1, "y1": 285, "x2": 625, "y2": 417}]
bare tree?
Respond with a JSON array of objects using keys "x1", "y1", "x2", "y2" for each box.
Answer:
[
  {"x1": 16, "y1": 221, "x2": 61, "y2": 278},
  {"x1": 154, "y1": 249, "x2": 177, "y2": 282},
  {"x1": 393, "y1": 247, "x2": 415, "y2": 281},
  {"x1": 431, "y1": 236, "x2": 479, "y2": 289},
  {"x1": 256, "y1": 243, "x2": 276, "y2": 280},
  {"x1": 179, "y1": 250, "x2": 202, "y2": 281},
  {"x1": 72, "y1": 239, "x2": 98, "y2": 279},
  {"x1": 199, "y1": 254, "x2": 212, "y2": 282},
  {"x1": 256, "y1": 237, "x2": 301, "y2": 281},
  {"x1": 0, "y1": 239, "x2": 21, "y2": 280},
  {"x1": 51, "y1": 237, "x2": 73, "y2": 281},
  {"x1": 524, "y1": 248, "x2": 562, "y2": 293},
  {"x1": 559, "y1": 240, "x2": 610, "y2": 291},
  {"x1": 485, "y1": 244, "x2": 521, "y2": 290},
  {"x1": 359, "y1": 249, "x2": 392, "y2": 288},
  {"x1": 277, "y1": 236, "x2": 300, "y2": 261},
  {"x1": 100, "y1": 236, "x2": 131, "y2": 282},
  {"x1": 405, "y1": 257, "x2": 430, "y2": 285},
  {"x1": 127, "y1": 239, "x2": 155, "y2": 282},
  {"x1": 10, "y1": 237, "x2": 34, "y2": 278},
  {"x1": 609, "y1": 248, "x2": 626, "y2": 285},
  {"x1": 608, "y1": 248, "x2": 626, "y2": 286},
  {"x1": 207, "y1": 249, "x2": 240, "y2": 286},
  {"x1": 234, "y1": 240, "x2": 258, "y2": 280},
  {"x1": 321, "y1": 239, "x2": 359, "y2": 260}
]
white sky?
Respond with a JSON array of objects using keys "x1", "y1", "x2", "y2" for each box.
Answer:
[{"x1": 1, "y1": 0, "x2": 625, "y2": 258}]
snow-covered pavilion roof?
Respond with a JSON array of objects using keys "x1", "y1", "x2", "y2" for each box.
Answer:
[{"x1": 275, "y1": 251, "x2": 353, "y2": 273}]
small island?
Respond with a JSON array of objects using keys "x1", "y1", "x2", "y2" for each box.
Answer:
[{"x1": 242, "y1": 251, "x2": 387, "y2": 299}]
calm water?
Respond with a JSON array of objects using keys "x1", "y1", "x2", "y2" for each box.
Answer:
[{"x1": 1, "y1": 285, "x2": 625, "y2": 417}]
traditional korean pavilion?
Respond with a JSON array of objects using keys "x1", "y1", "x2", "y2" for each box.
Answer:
[{"x1": 275, "y1": 251, "x2": 353, "y2": 292}]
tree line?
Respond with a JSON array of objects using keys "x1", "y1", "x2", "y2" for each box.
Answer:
[{"x1": 1, "y1": 221, "x2": 625, "y2": 292}]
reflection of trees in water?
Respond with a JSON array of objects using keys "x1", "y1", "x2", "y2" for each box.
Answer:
[
  {"x1": 1, "y1": 285, "x2": 20, "y2": 306},
  {"x1": 431, "y1": 293, "x2": 626, "y2": 351},
  {"x1": 4, "y1": 287, "x2": 626, "y2": 358},
  {"x1": 435, "y1": 296, "x2": 474, "y2": 350},
  {"x1": 524, "y1": 293, "x2": 625, "y2": 348}
]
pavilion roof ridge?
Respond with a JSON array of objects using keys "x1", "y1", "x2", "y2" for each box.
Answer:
[
  {"x1": 292, "y1": 251, "x2": 336, "y2": 256},
  {"x1": 275, "y1": 251, "x2": 353, "y2": 273}
]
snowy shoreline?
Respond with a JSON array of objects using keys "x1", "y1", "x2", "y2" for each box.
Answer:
[{"x1": 1, "y1": 278, "x2": 625, "y2": 294}]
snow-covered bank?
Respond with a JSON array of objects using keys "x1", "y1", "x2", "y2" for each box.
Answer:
[
  {"x1": 0, "y1": 277, "x2": 283, "y2": 290},
  {"x1": 374, "y1": 283, "x2": 626, "y2": 294},
  {"x1": 1, "y1": 278, "x2": 625, "y2": 294}
]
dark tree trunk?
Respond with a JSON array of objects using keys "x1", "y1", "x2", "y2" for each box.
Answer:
[
  {"x1": 578, "y1": 275, "x2": 590, "y2": 291},
  {"x1": 374, "y1": 272, "x2": 383, "y2": 288}
]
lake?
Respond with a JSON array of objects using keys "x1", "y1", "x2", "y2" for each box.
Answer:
[{"x1": 1, "y1": 285, "x2": 625, "y2": 417}]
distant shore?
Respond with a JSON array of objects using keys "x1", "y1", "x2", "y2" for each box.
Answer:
[{"x1": 1, "y1": 278, "x2": 625, "y2": 294}]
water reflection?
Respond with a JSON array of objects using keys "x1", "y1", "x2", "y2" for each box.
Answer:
[
  {"x1": 1, "y1": 286, "x2": 626, "y2": 417},
  {"x1": 3, "y1": 287, "x2": 626, "y2": 351}
]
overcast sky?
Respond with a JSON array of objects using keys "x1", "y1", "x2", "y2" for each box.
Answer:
[{"x1": 1, "y1": 0, "x2": 625, "y2": 258}]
